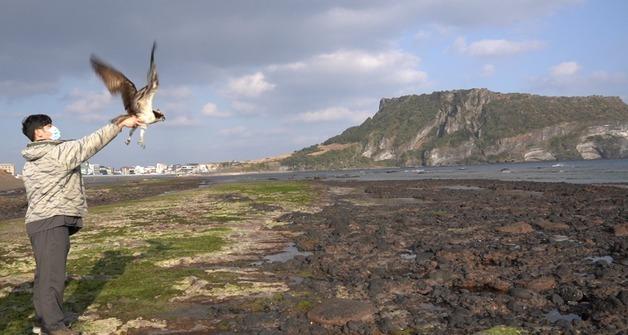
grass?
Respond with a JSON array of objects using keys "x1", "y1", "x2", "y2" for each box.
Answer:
[
  {"x1": 476, "y1": 325, "x2": 528, "y2": 335},
  {"x1": 0, "y1": 180, "x2": 318, "y2": 334}
]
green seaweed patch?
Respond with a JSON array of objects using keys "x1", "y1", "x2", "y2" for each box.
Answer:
[
  {"x1": 71, "y1": 262, "x2": 204, "y2": 319},
  {"x1": 144, "y1": 232, "x2": 226, "y2": 260},
  {"x1": 65, "y1": 231, "x2": 227, "y2": 320},
  {"x1": 476, "y1": 325, "x2": 528, "y2": 335},
  {"x1": 0, "y1": 289, "x2": 34, "y2": 334},
  {"x1": 295, "y1": 300, "x2": 313, "y2": 312},
  {"x1": 211, "y1": 181, "x2": 315, "y2": 207}
]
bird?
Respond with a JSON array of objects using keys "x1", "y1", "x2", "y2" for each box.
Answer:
[{"x1": 90, "y1": 41, "x2": 165, "y2": 148}]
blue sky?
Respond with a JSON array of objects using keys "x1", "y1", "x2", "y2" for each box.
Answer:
[{"x1": 1, "y1": 0, "x2": 627, "y2": 170}]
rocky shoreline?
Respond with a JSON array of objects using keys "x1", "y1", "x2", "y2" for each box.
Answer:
[
  {"x1": 246, "y1": 180, "x2": 627, "y2": 334},
  {"x1": 1, "y1": 179, "x2": 626, "y2": 334}
]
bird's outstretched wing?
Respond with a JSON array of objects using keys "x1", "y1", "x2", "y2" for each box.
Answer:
[
  {"x1": 90, "y1": 55, "x2": 138, "y2": 113},
  {"x1": 146, "y1": 41, "x2": 158, "y2": 92}
]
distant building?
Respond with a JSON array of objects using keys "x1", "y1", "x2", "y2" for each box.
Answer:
[
  {"x1": 0, "y1": 163, "x2": 16, "y2": 175},
  {"x1": 134, "y1": 165, "x2": 145, "y2": 174},
  {"x1": 80, "y1": 162, "x2": 95, "y2": 175},
  {"x1": 121, "y1": 166, "x2": 134, "y2": 175},
  {"x1": 156, "y1": 163, "x2": 168, "y2": 174},
  {"x1": 99, "y1": 166, "x2": 113, "y2": 175},
  {"x1": 205, "y1": 163, "x2": 219, "y2": 172}
]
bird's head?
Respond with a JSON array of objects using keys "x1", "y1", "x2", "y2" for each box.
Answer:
[{"x1": 154, "y1": 109, "x2": 166, "y2": 122}]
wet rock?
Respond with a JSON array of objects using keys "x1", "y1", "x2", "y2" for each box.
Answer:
[
  {"x1": 618, "y1": 290, "x2": 628, "y2": 306},
  {"x1": 307, "y1": 299, "x2": 375, "y2": 326},
  {"x1": 614, "y1": 223, "x2": 628, "y2": 237},
  {"x1": 559, "y1": 286, "x2": 584, "y2": 302},
  {"x1": 536, "y1": 219, "x2": 570, "y2": 231},
  {"x1": 447, "y1": 308, "x2": 471, "y2": 327},
  {"x1": 509, "y1": 287, "x2": 535, "y2": 300},
  {"x1": 526, "y1": 276, "x2": 556, "y2": 292},
  {"x1": 368, "y1": 278, "x2": 386, "y2": 298},
  {"x1": 497, "y1": 222, "x2": 534, "y2": 234},
  {"x1": 552, "y1": 293, "x2": 565, "y2": 306}
]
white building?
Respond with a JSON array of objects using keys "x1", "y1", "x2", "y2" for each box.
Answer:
[
  {"x1": 80, "y1": 162, "x2": 94, "y2": 175},
  {"x1": 134, "y1": 165, "x2": 146, "y2": 174},
  {"x1": 0, "y1": 163, "x2": 16, "y2": 175},
  {"x1": 156, "y1": 163, "x2": 168, "y2": 174}
]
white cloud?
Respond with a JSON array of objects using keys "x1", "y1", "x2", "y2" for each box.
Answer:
[
  {"x1": 225, "y1": 72, "x2": 275, "y2": 98},
  {"x1": 269, "y1": 49, "x2": 428, "y2": 86},
  {"x1": 454, "y1": 37, "x2": 544, "y2": 56},
  {"x1": 219, "y1": 126, "x2": 248, "y2": 136},
  {"x1": 482, "y1": 64, "x2": 496, "y2": 77},
  {"x1": 201, "y1": 102, "x2": 231, "y2": 117},
  {"x1": 550, "y1": 61, "x2": 580, "y2": 76},
  {"x1": 64, "y1": 89, "x2": 113, "y2": 121},
  {"x1": 294, "y1": 106, "x2": 372, "y2": 123}
]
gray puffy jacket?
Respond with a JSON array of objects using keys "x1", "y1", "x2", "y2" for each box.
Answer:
[{"x1": 21, "y1": 123, "x2": 121, "y2": 223}]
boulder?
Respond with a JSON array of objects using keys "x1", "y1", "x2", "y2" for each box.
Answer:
[
  {"x1": 614, "y1": 223, "x2": 628, "y2": 237},
  {"x1": 535, "y1": 220, "x2": 570, "y2": 231},
  {"x1": 526, "y1": 276, "x2": 556, "y2": 292},
  {"x1": 497, "y1": 222, "x2": 534, "y2": 234},
  {"x1": 307, "y1": 299, "x2": 375, "y2": 326}
]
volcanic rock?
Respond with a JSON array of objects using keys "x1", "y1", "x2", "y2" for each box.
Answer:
[
  {"x1": 536, "y1": 220, "x2": 570, "y2": 231},
  {"x1": 526, "y1": 276, "x2": 556, "y2": 292},
  {"x1": 307, "y1": 299, "x2": 375, "y2": 326},
  {"x1": 613, "y1": 223, "x2": 628, "y2": 237},
  {"x1": 497, "y1": 222, "x2": 534, "y2": 234}
]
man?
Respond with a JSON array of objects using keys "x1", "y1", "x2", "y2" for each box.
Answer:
[{"x1": 21, "y1": 114, "x2": 141, "y2": 335}]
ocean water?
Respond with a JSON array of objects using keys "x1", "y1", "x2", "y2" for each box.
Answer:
[
  {"x1": 209, "y1": 158, "x2": 628, "y2": 185},
  {"x1": 86, "y1": 159, "x2": 628, "y2": 186}
]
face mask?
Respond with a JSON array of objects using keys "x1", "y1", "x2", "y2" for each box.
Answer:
[{"x1": 49, "y1": 125, "x2": 61, "y2": 141}]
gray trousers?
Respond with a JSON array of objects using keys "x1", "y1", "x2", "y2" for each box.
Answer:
[{"x1": 29, "y1": 225, "x2": 70, "y2": 331}]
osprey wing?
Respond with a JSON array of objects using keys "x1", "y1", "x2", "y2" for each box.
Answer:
[
  {"x1": 90, "y1": 55, "x2": 138, "y2": 113},
  {"x1": 146, "y1": 41, "x2": 159, "y2": 92}
]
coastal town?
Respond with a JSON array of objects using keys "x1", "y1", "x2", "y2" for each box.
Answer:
[{"x1": 0, "y1": 160, "x2": 285, "y2": 177}]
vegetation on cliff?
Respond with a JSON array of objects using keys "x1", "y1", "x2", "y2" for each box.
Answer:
[{"x1": 282, "y1": 89, "x2": 628, "y2": 169}]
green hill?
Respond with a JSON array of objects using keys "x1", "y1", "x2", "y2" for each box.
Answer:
[{"x1": 282, "y1": 89, "x2": 628, "y2": 169}]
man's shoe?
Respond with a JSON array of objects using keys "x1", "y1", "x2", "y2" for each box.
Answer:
[{"x1": 32, "y1": 318, "x2": 43, "y2": 334}]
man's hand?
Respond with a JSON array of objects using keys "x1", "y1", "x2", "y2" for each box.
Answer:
[{"x1": 116, "y1": 116, "x2": 143, "y2": 129}]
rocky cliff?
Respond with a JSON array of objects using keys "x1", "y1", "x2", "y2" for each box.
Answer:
[{"x1": 282, "y1": 89, "x2": 628, "y2": 169}]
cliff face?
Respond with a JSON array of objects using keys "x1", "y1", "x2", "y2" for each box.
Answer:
[{"x1": 282, "y1": 89, "x2": 628, "y2": 169}]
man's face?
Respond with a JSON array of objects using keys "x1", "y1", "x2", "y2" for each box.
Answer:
[{"x1": 34, "y1": 124, "x2": 53, "y2": 141}]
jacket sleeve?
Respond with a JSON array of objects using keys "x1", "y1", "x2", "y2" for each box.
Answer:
[{"x1": 56, "y1": 123, "x2": 122, "y2": 170}]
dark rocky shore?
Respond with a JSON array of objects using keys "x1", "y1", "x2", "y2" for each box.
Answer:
[{"x1": 209, "y1": 179, "x2": 627, "y2": 335}]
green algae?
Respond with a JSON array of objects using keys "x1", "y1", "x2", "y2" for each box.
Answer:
[
  {"x1": 476, "y1": 325, "x2": 528, "y2": 335},
  {"x1": 0, "y1": 180, "x2": 318, "y2": 331},
  {"x1": 295, "y1": 300, "x2": 313, "y2": 312},
  {"x1": 0, "y1": 289, "x2": 34, "y2": 335}
]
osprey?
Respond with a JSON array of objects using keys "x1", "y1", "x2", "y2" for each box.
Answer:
[{"x1": 90, "y1": 41, "x2": 165, "y2": 148}]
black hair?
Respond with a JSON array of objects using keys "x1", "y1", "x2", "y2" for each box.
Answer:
[{"x1": 22, "y1": 114, "x2": 52, "y2": 141}]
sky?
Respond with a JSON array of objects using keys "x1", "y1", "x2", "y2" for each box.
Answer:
[{"x1": 1, "y1": 0, "x2": 627, "y2": 170}]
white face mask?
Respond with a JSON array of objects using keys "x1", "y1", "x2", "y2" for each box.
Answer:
[{"x1": 49, "y1": 125, "x2": 61, "y2": 141}]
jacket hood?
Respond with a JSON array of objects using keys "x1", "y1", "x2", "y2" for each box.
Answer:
[{"x1": 21, "y1": 140, "x2": 63, "y2": 161}]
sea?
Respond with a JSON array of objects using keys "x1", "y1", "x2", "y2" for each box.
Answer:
[{"x1": 85, "y1": 158, "x2": 628, "y2": 186}]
